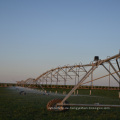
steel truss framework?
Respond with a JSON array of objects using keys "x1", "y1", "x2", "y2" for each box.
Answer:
[
  {"x1": 17, "y1": 53, "x2": 120, "y2": 109},
  {"x1": 17, "y1": 53, "x2": 120, "y2": 88}
]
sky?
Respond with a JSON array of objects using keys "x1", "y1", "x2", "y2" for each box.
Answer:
[{"x1": 0, "y1": 0, "x2": 120, "y2": 84}]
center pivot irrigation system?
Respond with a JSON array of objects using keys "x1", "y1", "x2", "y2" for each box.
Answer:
[{"x1": 17, "y1": 52, "x2": 120, "y2": 111}]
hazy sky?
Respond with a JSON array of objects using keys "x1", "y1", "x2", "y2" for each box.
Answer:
[{"x1": 0, "y1": 0, "x2": 120, "y2": 83}]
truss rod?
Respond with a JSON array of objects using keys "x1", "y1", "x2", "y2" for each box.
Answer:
[
  {"x1": 68, "y1": 66, "x2": 79, "y2": 77},
  {"x1": 79, "y1": 70, "x2": 120, "y2": 86},
  {"x1": 108, "y1": 61, "x2": 120, "y2": 78},
  {"x1": 61, "y1": 67, "x2": 72, "y2": 79},
  {"x1": 116, "y1": 59, "x2": 120, "y2": 71},
  {"x1": 102, "y1": 64, "x2": 120, "y2": 84}
]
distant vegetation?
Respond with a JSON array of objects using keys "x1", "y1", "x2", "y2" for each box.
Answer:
[{"x1": 0, "y1": 83, "x2": 120, "y2": 90}]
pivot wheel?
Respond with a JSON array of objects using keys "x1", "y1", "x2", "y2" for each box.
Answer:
[{"x1": 47, "y1": 99, "x2": 69, "y2": 111}]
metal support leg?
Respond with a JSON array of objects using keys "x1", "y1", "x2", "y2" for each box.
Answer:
[{"x1": 59, "y1": 60, "x2": 103, "y2": 105}]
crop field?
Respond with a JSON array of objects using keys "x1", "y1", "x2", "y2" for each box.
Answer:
[{"x1": 0, "y1": 87, "x2": 120, "y2": 120}]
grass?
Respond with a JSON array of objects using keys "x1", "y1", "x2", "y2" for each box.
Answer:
[{"x1": 0, "y1": 87, "x2": 120, "y2": 120}]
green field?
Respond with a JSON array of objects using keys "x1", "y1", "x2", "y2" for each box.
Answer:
[{"x1": 0, "y1": 87, "x2": 120, "y2": 120}]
